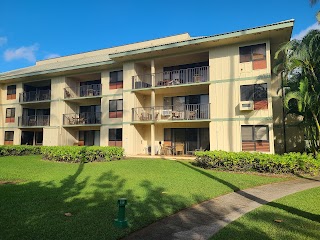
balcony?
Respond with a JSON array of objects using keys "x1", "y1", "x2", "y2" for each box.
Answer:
[
  {"x1": 132, "y1": 104, "x2": 210, "y2": 122},
  {"x1": 132, "y1": 66, "x2": 209, "y2": 90},
  {"x1": 18, "y1": 115, "x2": 50, "y2": 127},
  {"x1": 63, "y1": 112, "x2": 102, "y2": 126},
  {"x1": 64, "y1": 84, "x2": 102, "y2": 99},
  {"x1": 19, "y1": 90, "x2": 51, "y2": 103}
]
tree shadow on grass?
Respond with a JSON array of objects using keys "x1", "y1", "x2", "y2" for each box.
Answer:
[
  {"x1": 0, "y1": 163, "x2": 189, "y2": 240},
  {"x1": 177, "y1": 161, "x2": 320, "y2": 236},
  {"x1": 212, "y1": 207, "x2": 320, "y2": 240}
]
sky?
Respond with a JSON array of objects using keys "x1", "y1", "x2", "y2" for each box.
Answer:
[{"x1": 0, "y1": 0, "x2": 319, "y2": 73}]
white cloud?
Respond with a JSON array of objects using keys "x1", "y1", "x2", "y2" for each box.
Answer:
[
  {"x1": 292, "y1": 22, "x2": 320, "y2": 40},
  {"x1": 4, "y1": 44, "x2": 39, "y2": 62},
  {"x1": 0, "y1": 37, "x2": 7, "y2": 47},
  {"x1": 44, "y1": 53, "x2": 60, "y2": 59}
]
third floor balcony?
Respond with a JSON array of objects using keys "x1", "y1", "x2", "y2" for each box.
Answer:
[
  {"x1": 64, "y1": 84, "x2": 102, "y2": 99},
  {"x1": 132, "y1": 66, "x2": 209, "y2": 90},
  {"x1": 19, "y1": 90, "x2": 51, "y2": 103}
]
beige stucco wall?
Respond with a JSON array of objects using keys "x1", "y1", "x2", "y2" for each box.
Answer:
[
  {"x1": 209, "y1": 40, "x2": 274, "y2": 153},
  {"x1": 0, "y1": 82, "x2": 23, "y2": 145}
]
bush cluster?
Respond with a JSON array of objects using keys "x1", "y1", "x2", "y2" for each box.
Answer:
[
  {"x1": 0, "y1": 145, "x2": 42, "y2": 156},
  {"x1": 41, "y1": 146, "x2": 124, "y2": 163},
  {"x1": 194, "y1": 151, "x2": 320, "y2": 175}
]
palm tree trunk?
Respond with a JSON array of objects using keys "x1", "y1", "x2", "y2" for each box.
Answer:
[{"x1": 311, "y1": 111, "x2": 320, "y2": 154}]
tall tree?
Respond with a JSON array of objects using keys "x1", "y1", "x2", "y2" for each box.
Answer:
[
  {"x1": 274, "y1": 30, "x2": 320, "y2": 154},
  {"x1": 310, "y1": 0, "x2": 320, "y2": 22}
]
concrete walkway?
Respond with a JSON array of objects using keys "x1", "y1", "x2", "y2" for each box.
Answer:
[{"x1": 123, "y1": 176, "x2": 320, "y2": 240}]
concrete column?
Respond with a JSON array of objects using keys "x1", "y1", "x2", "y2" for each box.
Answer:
[
  {"x1": 151, "y1": 90, "x2": 156, "y2": 155},
  {"x1": 150, "y1": 59, "x2": 156, "y2": 156},
  {"x1": 151, "y1": 59, "x2": 155, "y2": 87},
  {"x1": 151, "y1": 124, "x2": 155, "y2": 156}
]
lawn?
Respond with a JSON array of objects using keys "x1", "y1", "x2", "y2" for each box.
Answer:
[
  {"x1": 0, "y1": 155, "x2": 289, "y2": 240},
  {"x1": 212, "y1": 186, "x2": 320, "y2": 240}
]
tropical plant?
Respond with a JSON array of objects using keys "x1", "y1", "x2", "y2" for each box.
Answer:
[
  {"x1": 274, "y1": 30, "x2": 320, "y2": 155},
  {"x1": 310, "y1": 0, "x2": 320, "y2": 22}
]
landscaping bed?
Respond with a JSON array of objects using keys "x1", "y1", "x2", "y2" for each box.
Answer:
[
  {"x1": 194, "y1": 151, "x2": 320, "y2": 175},
  {"x1": 0, "y1": 145, "x2": 124, "y2": 162}
]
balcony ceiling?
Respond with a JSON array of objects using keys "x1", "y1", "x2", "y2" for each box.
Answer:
[{"x1": 133, "y1": 82, "x2": 210, "y2": 95}]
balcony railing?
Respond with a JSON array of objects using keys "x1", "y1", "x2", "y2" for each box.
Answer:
[
  {"x1": 63, "y1": 112, "x2": 102, "y2": 125},
  {"x1": 18, "y1": 115, "x2": 50, "y2": 127},
  {"x1": 132, "y1": 74, "x2": 152, "y2": 89},
  {"x1": 132, "y1": 66, "x2": 209, "y2": 89},
  {"x1": 132, "y1": 104, "x2": 210, "y2": 121},
  {"x1": 19, "y1": 90, "x2": 51, "y2": 103},
  {"x1": 64, "y1": 84, "x2": 102, "y2": 99}
]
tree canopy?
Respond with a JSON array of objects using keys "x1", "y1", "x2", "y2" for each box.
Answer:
[{"x1": 274, "y1": 30, "x2": 320, "y2": 154}]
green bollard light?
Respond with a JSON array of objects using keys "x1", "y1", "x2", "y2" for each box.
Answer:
[{"x1": 114, "y1": 198, "x2": 128, "y2": 228}]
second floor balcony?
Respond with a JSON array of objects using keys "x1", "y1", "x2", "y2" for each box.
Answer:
[
  {"x1": 19, "y1": 90, "x2": 51, "y2": 103},
  {"x1": 132, "y1": 66, "x2": 209, "y2": 90},
  {"x1": 63, "y1": 112, "x2": 102, "y2": 126},
  {"x1": 64, "y1": 84, "x2": 102, "y2": 99},
  {"x1": 18, "y1": 115, "x2": 50, "y2": 127},
  {"x1": 132, "y1": 103, "x2": 210, "y2": 122}
]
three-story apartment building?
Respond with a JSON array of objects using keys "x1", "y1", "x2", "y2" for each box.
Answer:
[{"x1": 0, "y1": 19, "x2": 303, "y2": 155}]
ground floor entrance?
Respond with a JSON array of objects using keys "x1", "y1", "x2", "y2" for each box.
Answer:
[
  {"x1": 163, "y1": 128, "x2": 209, "y2": 155},
  {"x1": 21, "y1": 130, "x2": 43, "y2": 145},
  {"x1": 78, "y1": 130, "x2": 100, "y2": 146}
]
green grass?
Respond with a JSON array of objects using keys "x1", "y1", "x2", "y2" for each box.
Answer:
[
  {"x1": 0, "y1": 155, "x2": 289, "y2": 240},
  {"x1": 212, "y1": 186, "x2": 320, "y2": 240}
]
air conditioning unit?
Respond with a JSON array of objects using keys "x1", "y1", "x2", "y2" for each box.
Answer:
[{"x1": 240, "y1": 101, "x2": 254, "y2": 111}]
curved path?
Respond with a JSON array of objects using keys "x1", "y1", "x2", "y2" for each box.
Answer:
[{"x1": 123, "y1": 176, "x2": 320, "y2": 240}]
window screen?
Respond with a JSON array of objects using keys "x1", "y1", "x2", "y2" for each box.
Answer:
[
  {"x1": 5, "y1": 131, "x2": 14, "y2": 141},
  {"x1": 240, "y1": 85, "x2": 254, "y2": 101},
  {"x1": 255, "y1": 126, "x2": 268, "y2": 141},
  {"x1": 241, "y1": 126, "x2": 253, "y2": 141}
]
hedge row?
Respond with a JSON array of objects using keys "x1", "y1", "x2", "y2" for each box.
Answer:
[
  {"x1": 41, "y1": 146, "x2": 124, "y2": 163},
  {"x1": 194, "y1": 151, "x2": 320, "y2": 175},
  {"x1": 0, "y1": 145, "x2": 124, "y2": 163},
  {"x1": 0, "y1": 145, "x2": 42, "y2": 156}
]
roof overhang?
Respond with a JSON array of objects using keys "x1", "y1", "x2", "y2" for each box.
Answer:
[
  {"x1": 109, "y1": 19, "x2": 294, "y2": 61},
  {"x1": 0, "y1": 60, "x2": 115, "y2": 83}
]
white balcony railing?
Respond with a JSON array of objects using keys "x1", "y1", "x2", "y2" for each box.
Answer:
[
  {"x1": 132, "y1": 66, "x2": 209, "y2": 89},
  {"x1": 132, "y1": 104, "x2": 210, "y2": 121}
]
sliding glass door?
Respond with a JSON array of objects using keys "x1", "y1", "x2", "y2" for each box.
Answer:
[{"x1": 165, "y1": 128, "x2": 210, "y2": 153}]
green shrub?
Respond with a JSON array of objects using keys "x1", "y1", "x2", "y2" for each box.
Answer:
[
  {"x1": 194, "y1": 151, "x2": 320, "y2": 175},
  {"x1": 0, "y1": 145, "x2": 42, "y2": 156},
  {"x1": 41, "y1": 146, "x2": 124, "y2": 163}
]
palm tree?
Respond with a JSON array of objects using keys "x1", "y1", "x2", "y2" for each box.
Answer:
[
  {"x1": 274, "y1": 30, "x2": 320, "y2": 154},
  {"x1": 309, "y1": 0, "x2": 320, "y2": 22},
  {"x1": 310, "y1": 0, "x2": 319, "y2": 5}
]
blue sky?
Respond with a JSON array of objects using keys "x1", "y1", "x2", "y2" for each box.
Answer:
[{"x1": 0, "y1": 0, "x2": 319, "y2": 73}]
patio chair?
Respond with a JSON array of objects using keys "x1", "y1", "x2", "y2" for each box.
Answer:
[{"x1": 175, "y1": 143, "x2": 184, "y2": 155}]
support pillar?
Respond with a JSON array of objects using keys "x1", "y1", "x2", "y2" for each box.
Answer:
[
  {"x1": 151, "y1": 124, "x2": 155, "y2": 156},
  {"x1": 150, "y1": 59, "x2": 156, "y2": 156}
]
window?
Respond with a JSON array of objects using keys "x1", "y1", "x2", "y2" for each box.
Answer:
[
  {"x1": 7, "y1": 85, "x2": 16, "y2": 100},
  {"x1": 110, "y1": 71, "x2": 123, "y2": 89},
  {"x1": 109, "y1": 128, "x2": 122, "y2": 147},
  {"x1": 239, "y1": 43, "x2": 267, "y2": 70},
  {"x1": 5, "y1": 108, "x2": 15, "y2": 123},
  {"x1": 4, "y1": 131, "x2": 14, "y2": 145},
  {"x1": 109, "y1": 99, "x2": 123, "y2": 118},
  {"x1": 240, "y1": 83, "x2": 268, "y2": 110},
  {"x1": 241, "y1": 125, "x2": 269, "y2": 152}
]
